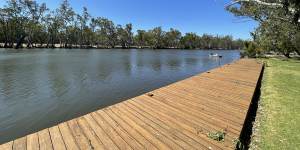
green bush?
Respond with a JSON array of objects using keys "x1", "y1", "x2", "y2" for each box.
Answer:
[{"x1": 243, "y1": 41, "x2": 261, "y2": 58}]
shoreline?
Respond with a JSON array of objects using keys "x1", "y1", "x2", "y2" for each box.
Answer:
[
  {"x1": 0, "y1": 43, "x2": 240, "y2": 50},
  {"x1": 0, "y1": 47, "x2": 240, "y2": 51}
]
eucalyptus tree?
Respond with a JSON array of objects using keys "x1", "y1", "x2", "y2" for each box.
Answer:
[
  {"x1": 293, "y1": 32, "x2": 300, "y2": 55},
  {"x1": 117, "y1": 23, "x2": 133, "y2": 48},
  {"x1": 233, "y1": 38, "x2": 245, "y2": 49},
  {"x1": 96, "y1": 18, "x2": 118, "y2": 48},
  {"x1": 124, "y1": 23, "x2": 133, "y2": 48},
  {"x1": 227, "y1": 0, "x2": 300, "y2": 57},
  {"x1": 148, "y1": 27, "x2": 165, "y2": 49},
  {"x1": 180, "y1": 33, "x2": 200, "y2": 49},
  {"x1": 77, "y1": 7, "x2": 90, "y2": 47},
  {"x1": 135, "y1": 30, "x2": 147, "y2": 48},
  {"x1": 210, "y1": 35, "x2": 221, "y2": 49},
  {"x1": 93, "y1": 18, "x2": 107, "y2": 47},
  {"x1": 44, "y1": 11, "x2": 60, "y2": 48},
  {"x1": 56, "y1": 0, "x2": 75, "y2": 48},
  {"x1": 67, "y1": 17, "x2": 80, "y2": 47},
  {"x1": 0, "y1": 7, "x2": 10, "y2": 47},
  {"x1": 164, "y1": 28, "x2": 182, "y2": 48},
  {"x1": 222, "y1": 35, "x2": 234, "y2": 49},
  {"x1": 0, "y1": 0, "x2": 246, "y2": 50},
  {"x1": 200, "y1": 34, "x2": 213, "y2": 49},
  {"x1": 23, "y1": 0, "x2": 48, "y2": 47},
  {"x1": 89, "y1": 18, "x2": 97, "y2": 47},
  {"x1": 227, "y1": 0, "x2": 300, "y2": 26},
  {"x1": 0, "y1": 0, "x2": 27, "y2": 48}
]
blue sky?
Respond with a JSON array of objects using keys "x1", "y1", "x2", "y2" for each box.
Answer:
[{"x1": 0, "y1": 0, "x2": 257, "y2": 39}]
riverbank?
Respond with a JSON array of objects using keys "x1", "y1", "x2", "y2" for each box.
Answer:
[
  {"x1": 0, "y1": 46, "x2": 237, "y2": 50},
  {"x1": 0, "y1": 43, "x2": 239, "y2": 50},
  {"x1": 250, "y1": 58, "x2": 300, "y2": 149},
  {"x1": 0, "y1": 43, "x2": 150, "y2": 49}
]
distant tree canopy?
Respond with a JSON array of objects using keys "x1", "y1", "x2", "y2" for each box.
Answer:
[
  {"x1": 227, "y1": 0, "x2": 300, "y2": 57},
  {"x1": 0, "y1": 0, "x2": 245, "y2": 49}
]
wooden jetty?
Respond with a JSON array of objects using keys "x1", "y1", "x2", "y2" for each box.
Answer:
[{"x1": 0, "y1": 59, "x2": 264, "y2": 150}]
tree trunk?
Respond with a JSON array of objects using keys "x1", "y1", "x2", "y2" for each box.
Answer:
[
  {"x1": 15, "y1": 35, "x2": 26, "y2": 49},
  {"x1": 4, "y1": 41, "x2": 8, "y2": 48},
  {"x1": 9, "y1": 42, "x2": 13, "y2": 48},
  {"x1": 51, "y1": 36, "x2": 55, "y2": 48},
  {"x1": 295, "y1": 50, "x2": 300, "y2": 55},
  {"x1": 121, "y1": 42, "x2": 126, "y2": 49},
  {"x1": 283, "y1": 52, "x2": 291, "y2": 58}
]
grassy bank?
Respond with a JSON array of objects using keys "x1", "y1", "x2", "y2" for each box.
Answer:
[{"x1": 250, "y1": 58, "x2": 300, "y2": 149}]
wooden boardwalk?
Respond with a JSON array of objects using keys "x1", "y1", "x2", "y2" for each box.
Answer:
[{"x1": 0, "y1": 59, "x2": 264, "y2": 150}]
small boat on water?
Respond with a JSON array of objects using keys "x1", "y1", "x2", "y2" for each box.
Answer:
[{"x1": 209, "y1": 53, "x2": 222, "y2": 57}]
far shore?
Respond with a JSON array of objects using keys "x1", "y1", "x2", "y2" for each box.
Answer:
[{"x1": 0, "y1": 43, "x2": 239, "y2": 50}]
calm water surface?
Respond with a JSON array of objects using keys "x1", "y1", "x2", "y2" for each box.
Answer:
[{"x1": 0, "y1": 49, "x2": 240, "y2": 143}]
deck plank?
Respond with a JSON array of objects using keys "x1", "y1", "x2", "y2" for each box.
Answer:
[
  {"x1": 48, "y1": 126, "x2": 66, "y2": 150},
  {"x1": 67, "y1": 119, "x2": 91, "y2": 150},
  {"x1": 38, "y1": 129, "x2": 53, "y2": 150},
  {"x1": 114, "y1": 104, "x2": 183, "y2": 149},
  {"x1": 0, "y1": 59, "x2": 263, "y2": 150},
  {"x1": 58, "y1": 122, "x2": 79, "y2": 150},
  {"x1": 26, "y1": 133, "x2": 39, "y2": 150},
  {"x1": 160, "y1": 87, "x2": 246, "y2": 122},
  {"x1": 109, "y1": 106, "x2": 171, "y2": 150},
  {"x1": 13, "y1": 137, "x2": 27, "y2": 150},
  {"x1": 127, "y1": 99, "x2": 223, "y2": 149},
  {"x1": 121, "y1": 101, "x2": 203, "y2": 150},
  {"x1": 83, "y1": 114, "x2": 119, "y2": 150},
  {"x1": 0, "y1": 141, "x2": 13, "y2": 150},
  {"x1": 103, "y1": 108, "x2": 158, "y2": 149},
  {"x1": 76, "y1": 117, "x2": 105, "y2": 150},
  {"x1": 90, "y1": 112, "x2": 132, "y2": 150},
  {"x1": 129, "y1": 98, "x2": 225, "y2": 149},
  {"x1": 96, "y1": 110, "x2": 144, "y2": 149},
  {"x1": 149, "y1": 91, "x2": 241, "y2": 134}
]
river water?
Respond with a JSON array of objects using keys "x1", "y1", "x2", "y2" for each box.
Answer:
[{"x1": 0, "y1": 49, "x2": 240, "y2": 143}]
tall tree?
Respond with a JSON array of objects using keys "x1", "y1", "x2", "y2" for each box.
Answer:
[
  {"x1": 0, "y1": 6, "x2": 11, "y2": 47},
  {"x1": 1, "y1": 0, "x2": 26, "y2": 48},
  {"x1": 116, "y1": 23, "x2": 133, "y2": 48},
  {"x1": 135, "y1": 30, "x2": 147, "y2": 48},
  {"x1": 227, "y1": 0, "x2": 300, "y2": 57},
  {"x1": 56, "y1": 0, "x2": 75, "y2": 48},
  {"x1": 164, "y1": 28, "x2": 182, "y2": 48},
  {"x1": 149, "y1": 27, "x2": 165, "y2": 49},
  {"x1": 180, "y1": 33, "x2": 199, "y2": 49},
  {"x1": 44, "y1": 11, "x2": 60, "y2": 48},
  {"x1": 96, "y1": 18, "x2": 118, "y2": 48},
  {"x1": 89, "y1": 18, "x2": 97, "y2": 47},
  {"x1": 0, "y1": 0, "x2": 246, "y2": 50},
  {"x1": 23, "y1": 1, "x2": 48, "y2": 48},
  {"x1": 77, "y1": 7, "x2": 90, "y2": 47}
]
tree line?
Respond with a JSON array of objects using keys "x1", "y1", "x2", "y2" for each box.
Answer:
[
  {"x1": 0, "y1": 0, "x2": 245, "y2": 49},
  {"x1": 227, "y1": 0, "x2": 300, "y2": 57}
]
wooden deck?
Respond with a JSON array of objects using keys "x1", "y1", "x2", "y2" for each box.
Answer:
[{"x1": 0, "y1": 59, "x2": 264, "y2": 150}]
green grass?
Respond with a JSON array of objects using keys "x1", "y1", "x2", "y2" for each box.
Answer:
[{"x1": 250, "y1": 58, "x2": 300, "y2": 149}]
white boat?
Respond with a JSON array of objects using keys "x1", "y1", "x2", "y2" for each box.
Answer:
[{"x1": 209, "y1": 53, "x2": 219, "y2": 57}]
